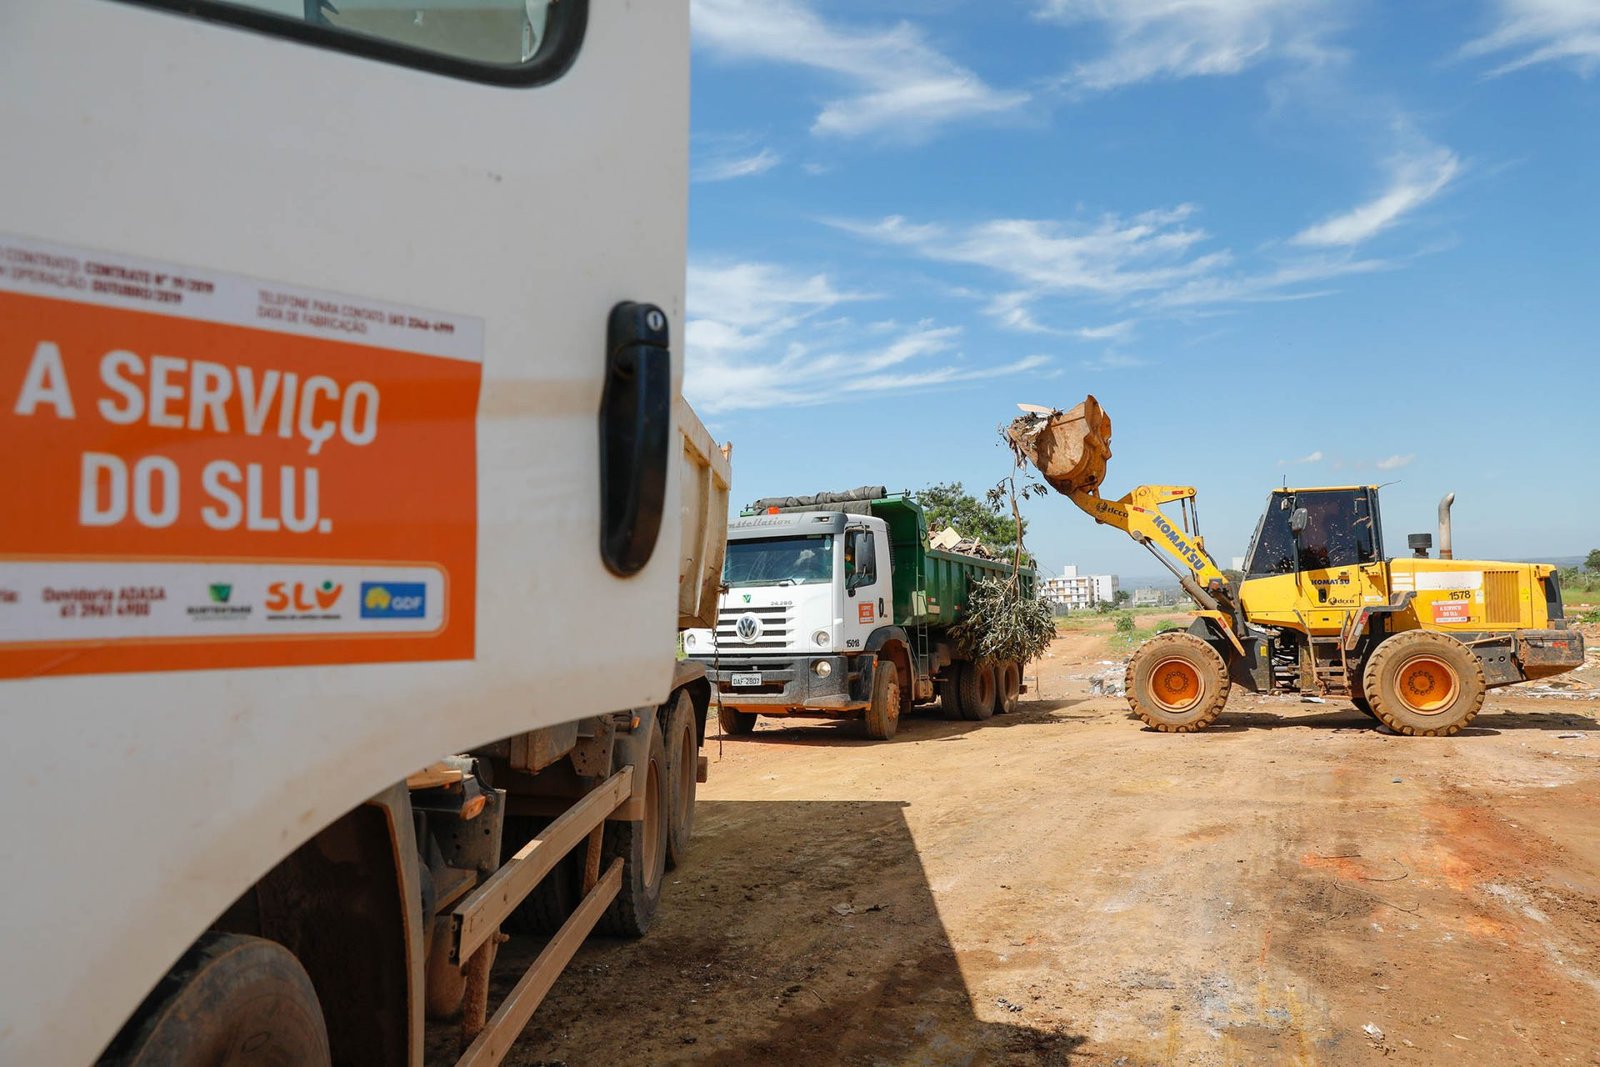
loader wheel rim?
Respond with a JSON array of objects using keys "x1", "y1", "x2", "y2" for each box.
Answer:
[
  {"x1": 1149, "y1": 657, "x2": 1204, "y2": 713},
  {"x1": 1396, "y1": 655, "x2": 1458, "y2": 715}
]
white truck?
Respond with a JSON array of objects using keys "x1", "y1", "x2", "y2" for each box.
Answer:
[
  {"x1": 684, "y1": 488, "x2": 1036, "y2": 740},
  {"x1": 0, "y1": 2, "x2": 729, "y2": 1063}
]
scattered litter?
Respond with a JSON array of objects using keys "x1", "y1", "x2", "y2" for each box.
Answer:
[
  {"x1": 1556, "y1": 733, "x2": 1585, "y2": 740},
  {"x1": 1089, "y1": 666, "x2": 1126, "y2": 696},
  {"x1": 831, "y1": 902, "x2": 885, "y2": 917},
  {"x1": 995, "y1": 996, "x2": 1024, "y2": 1013},
  {"x1": 1302, "y1": 696, "x2": 1327, "y2": 704},
  {"x1": 1363, "y1": 1023, "x2": 1385, "y2": 1043},
  {"x1": 1392, "y1": 778, "x2": 1403, "y2": 784}
]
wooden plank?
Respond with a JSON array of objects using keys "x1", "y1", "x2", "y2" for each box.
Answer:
[
  {"x1": 455, "y1": 859, "x2": 623, "y2": 1067},
  {"x1": 407, "y1": 762, "x2": 465, "y2": 790},
  {"x1": 451, "y1": 766, "x2": 631, "y2": 964}
]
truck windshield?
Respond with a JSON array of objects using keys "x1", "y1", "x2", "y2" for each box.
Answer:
[{"x1": 723, "y1": 535, "x2": 834, "y2": 588}]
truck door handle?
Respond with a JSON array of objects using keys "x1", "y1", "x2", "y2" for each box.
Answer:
[
  {"x1": 878, "y1": 597, "x2": 885, "y2": 617},
  {"x1": 599, "y1": 302, "x2": 671, "y2": 577}
]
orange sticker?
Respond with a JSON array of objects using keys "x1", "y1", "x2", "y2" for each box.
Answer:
[
  {"x1": 859, "y1": 602, "x2": 875, "y2": 624},
  {"x1": 0, "y1": 235, "x2": 480, "y2": 678},
  {"x1": 1431, "y1": 600, "x2": 1471, "y2": 624}
]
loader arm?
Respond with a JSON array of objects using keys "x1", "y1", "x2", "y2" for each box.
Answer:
[
  {"x1": 1066, "y1": 487, "x2": 1234, "y2": 615},
  {"x1": 1006, "y1": 396, "x2": 1243, "y2": 651}
]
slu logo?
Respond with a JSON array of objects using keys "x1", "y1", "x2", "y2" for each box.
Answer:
[
  {"x1": 361, "y1": 582, "x2": 426, "y2": 619},
  {"x1": 208, "y1": 583, "x2": 233, "y2": 604},
  {"x1": 266, "y1": 580, "x2": 343, "y2": 613}
]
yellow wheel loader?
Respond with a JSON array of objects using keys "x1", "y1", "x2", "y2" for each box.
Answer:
[{"x1": 1008, "y1": 398, "x2": 1586, "y2": 736}]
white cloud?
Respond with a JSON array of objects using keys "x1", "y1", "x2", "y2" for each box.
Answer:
[
  {"x1": 1277, "y1": 450, "x2": 1324, "y2": 466},
  {"x1": 837, "y1": 206, "x2": 1392, "y2": 314},
  {"x1": 685, "y1": 260, "x2": 1048, "y2": 413},
  {"x1": 1464, "y1": 0, "x2": 1600, "y2": 76},
  {"x1": 1037, "y1": 0, "x2": 1340, "y2": 91},
  {"x1": 1080, "y1": 351, "x2": 1148, "y2": 371},
  {"x1": 836, "y1": 207, "x2": 1226, "y2": 299},
  {"x1": 694, "y1": 147, "x2": 781, "y2": 183},
  {"x1": 1375, "y1": 453, "x2": 1415, "y2": 471},
  {"x1": 692, "y1": 0, "x2": 1028, "y2": 139},
  {"x1": 1292, "y1": 145, "x2": 1461, "y2": 247}
]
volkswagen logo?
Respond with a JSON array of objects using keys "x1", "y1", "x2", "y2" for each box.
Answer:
[{"x1": 735, "y1": 613, "x2": 763, "y2": 643}]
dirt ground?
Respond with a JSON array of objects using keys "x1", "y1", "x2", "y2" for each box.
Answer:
[{"x1": 478, "y1": 617, "x2": 1600, "y2": 1066}]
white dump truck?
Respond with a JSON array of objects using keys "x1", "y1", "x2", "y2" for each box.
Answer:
[{"x1": 0, "y1": 3, "x2": 729, "y2": 1063}]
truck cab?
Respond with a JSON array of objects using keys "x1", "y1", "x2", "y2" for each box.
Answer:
[{"x1": 684, "y1": 511, "x2": 895, "y2": 716}]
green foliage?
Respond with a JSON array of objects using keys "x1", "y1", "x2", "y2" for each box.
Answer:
[
  {"x1": 951, "y1": 577, "x2": 1056, "y2": 665},
  {"x1": 1113, "y1": 589, "x2": 1131, "y2": 606},
  {"x1": 1580, "y1": 607, "x2": 1600, "y2": 624},
  {"x1": 919, "y1": 481, "x2": 1021, "y2": 551},
  {"x1": 1114, "y1": 612, "x2": 1136, "y2": 634},
  {"x1": 1587, "y1": 548, "x2": 1600, "y2": 574}
]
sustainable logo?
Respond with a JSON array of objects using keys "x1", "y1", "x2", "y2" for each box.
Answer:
[
  {"x1": 360, "y1": 582, "x2": 426, "y2": 619},
  {"x1": 208, "y1": 584, "x2": 233, "y2": 604}
]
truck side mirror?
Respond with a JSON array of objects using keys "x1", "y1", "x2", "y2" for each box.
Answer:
[{"x1": 1290, "y1": 508, "x2": 1309, "y2": 536}]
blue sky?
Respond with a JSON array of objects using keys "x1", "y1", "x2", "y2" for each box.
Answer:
[{"x1": 683, "y1": 0, "x2": 1600, "y2": 580}]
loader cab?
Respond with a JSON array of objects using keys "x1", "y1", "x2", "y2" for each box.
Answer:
[{"x1": 1243, "y1": 487, "x2": 1385, "y2": 578}]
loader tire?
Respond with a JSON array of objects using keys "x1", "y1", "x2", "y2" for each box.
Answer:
[
  {"x1": 1125, "y1": 632, "x2": 1231, "y2": 733},
  {"x1": 1362, "y1": 631, "x2": 1485, "y2": 737},
  {"x1": 1351, "y1": 695, "x2": 1378, "y2": 720},
  {"x1": 718, "y1": 703, "x2": 757, "y2": 736},
  {"x1": 956, "y1": 660, "x2": 996, "y2": 721},
  {"x1": 864, "y1": 661, "x2": 901, "y2": 740},
  {"x1": 598, "y1": 721, "x2": 669, "y2": 937},
  {"x1": 663, "y1": 691, "x2": 697, "y2": 869},
  {"x1": 996, "y1": 660, "x2": 1022, "y2": 715}
]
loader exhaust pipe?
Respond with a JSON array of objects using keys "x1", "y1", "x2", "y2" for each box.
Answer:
[{"x1": 1438, "y1": 492, "x2": 1456, "y2": 560}]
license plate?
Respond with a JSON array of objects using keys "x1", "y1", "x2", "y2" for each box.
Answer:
[{"x1": 730, "y1": 672, "x2": 762, "y2": 687}]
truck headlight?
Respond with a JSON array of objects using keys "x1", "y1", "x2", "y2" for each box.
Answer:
[
  {"x1": 814, "y1": 660, "x2": 832, "y2": 677},
  {"x1": 813, "y1": 629, "x2": 830, "y2": 647}
]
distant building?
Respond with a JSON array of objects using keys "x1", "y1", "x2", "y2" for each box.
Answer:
[
  {"x1": 1131, "y1": 587, "x2": 1164, "y2": 608},
  {"x1": 1042, "y1": 565, "x2": 1119, "y2": 611}
]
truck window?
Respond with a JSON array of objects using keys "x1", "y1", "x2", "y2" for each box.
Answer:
[
  {"x1": 723, "y1": 536, "x2": 834, "y2": 588},
  {"x1": 845, "y1": 529, "x2": 876, "y2": 589},
  {"x1": 122, "y1": 0, "x2": 582, "y2": 80}
]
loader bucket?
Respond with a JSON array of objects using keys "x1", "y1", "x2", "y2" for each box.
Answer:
[{"x1": 1006, "y1": 396, "x2": 1113, "y2": 495}]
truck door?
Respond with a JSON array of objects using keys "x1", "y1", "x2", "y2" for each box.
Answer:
[
  {"x1": 0, "y1": 4, "x2": 688, "y2": 1062},
  {"x1": 841, "y1": 523, "x2": 892, "y2": 647}
]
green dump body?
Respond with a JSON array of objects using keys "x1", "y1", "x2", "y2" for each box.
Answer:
[{"x1": 867, "y1": 494, "x2": 1036, "y2": 632}]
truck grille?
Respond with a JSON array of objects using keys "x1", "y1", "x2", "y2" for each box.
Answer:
[
  {"x1": 715, "y1": 605, "x2": 792, "y2": 649},
  {"x1": 1484, "y1": 570, "x2": 1520, "y2": 625}
]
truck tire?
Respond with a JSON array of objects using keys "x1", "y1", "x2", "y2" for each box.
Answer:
[
  {"x1": 956, "y1": 660, "x2": 995, "y2": 721},
  {"x1": 598, "y1": 722, "x2": 669, "y2": 937},
  {"x1": 1125, "y1": 632, "x2": 1230, "y2": 732},
  {"x1": 663, "y1": 690, "x2": 697, "y2": 869},
  {"x1": 102, "y1": 932, "x2": 331, "y2": 1067},
  {"x1": 1351, "y1": 695, "x2": 1378, "y2": 720},
  {"x1": 1362, "y1": 630, "x2": 1485, "y2": 737},
  {"x1": 864, "y1": 661, "x2": 900, "y2": 740},
  {"x1": 718, "y1": 703, "x2": 757, "y2": 736},
  {"x1": 500, "y1": 815, "x2": 583, "y2": 936},
  {"x1": 938, "y1": 677, "x2": 963, "y2": 720},
  {"x1": 996, "y1": 661, "x2": 1022, "y2": 715}
]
